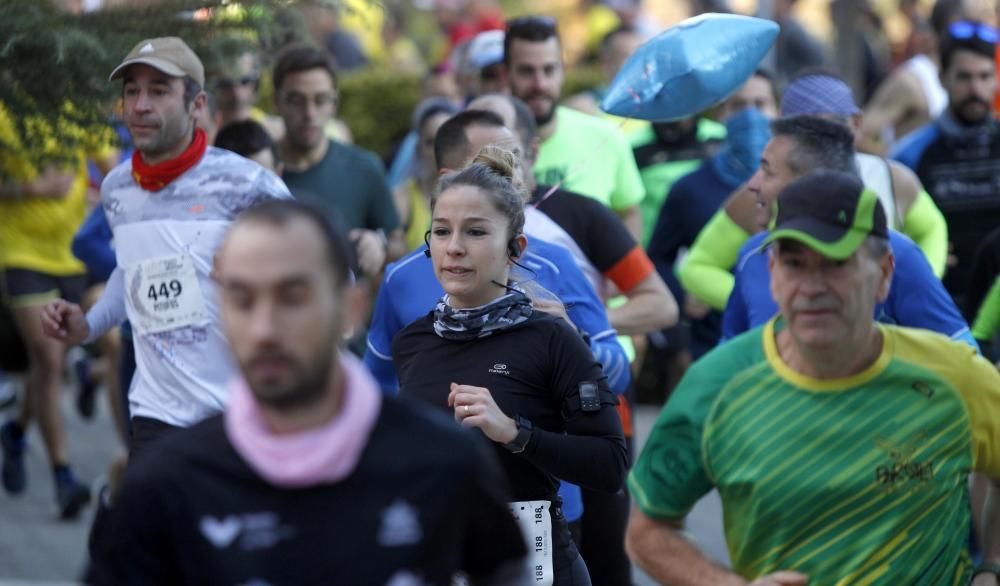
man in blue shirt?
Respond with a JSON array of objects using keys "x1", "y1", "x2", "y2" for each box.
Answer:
[{"x1": 723, "y1": 115, "x2": 975, "y2": 348}]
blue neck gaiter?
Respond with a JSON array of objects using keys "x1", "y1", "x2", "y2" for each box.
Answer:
[{"x1": 711, "y1": 108, "x2": 771, "y2": 188}]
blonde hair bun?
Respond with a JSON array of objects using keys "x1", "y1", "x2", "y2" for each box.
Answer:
[{"x1": 472, "y1": 144, "x2": 517, "y2": 182}]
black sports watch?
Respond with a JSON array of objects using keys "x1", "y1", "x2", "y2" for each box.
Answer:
[
  {"x1": 502, "y1": 416, "x2": 533, "y2": 454},
  {"x1": 972, "y1": 562, "x2": 1000, "y2": 583}
]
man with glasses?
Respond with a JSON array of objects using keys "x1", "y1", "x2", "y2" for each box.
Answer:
[
  {"x1": 273, "y1": 45, "x2": 405, "y2": 277},
  {"x1": 893, "y1": 21, "x2": 1000, "y2": 308},
  {"x1": 503, "y1": 16, "x2": 646, "y2": 243},
  {"x1": 211, "y1": 49, "x2": 283, "y2": 141}
]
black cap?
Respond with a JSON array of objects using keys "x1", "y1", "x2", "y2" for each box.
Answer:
[{"x1": 762, "y1": 171, "x2": 888, "y2": 259}]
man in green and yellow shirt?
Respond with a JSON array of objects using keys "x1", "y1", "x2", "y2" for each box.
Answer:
[{"x1": 627, "y1": 170, "x2": 1000, "y2": 585}]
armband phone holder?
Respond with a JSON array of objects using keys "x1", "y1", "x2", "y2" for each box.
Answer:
[{"x1": 579, "y1": 381, "x2": 601, "y2": 412}]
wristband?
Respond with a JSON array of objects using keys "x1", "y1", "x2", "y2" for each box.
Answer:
[{"x1": 502, "y1": 415, "x2": 533, "y2": 454}]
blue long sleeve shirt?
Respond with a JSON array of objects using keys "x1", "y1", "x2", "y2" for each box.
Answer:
[{"x1": 72, "y1": 206, "x2": 116, "y2": 282}]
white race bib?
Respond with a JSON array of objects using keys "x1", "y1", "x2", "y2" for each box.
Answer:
[
  {"x1": 510, "y1": 500, "x2": 553, "y2": 586},
  {"x1": 126, "y1": 254, "x2": 208, "y2": 335}
]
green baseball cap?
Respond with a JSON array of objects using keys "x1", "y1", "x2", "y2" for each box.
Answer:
[{"x1": 762, "y1": 171, "x2": 888, "y2": 259}]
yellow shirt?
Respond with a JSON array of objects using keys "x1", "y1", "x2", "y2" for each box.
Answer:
[
  {"x1": 0, "y1": 104, "x2": 110, "y2": 275},
  {"x1": 403, "y1": 179, "x2": 431, "y2": 252}
]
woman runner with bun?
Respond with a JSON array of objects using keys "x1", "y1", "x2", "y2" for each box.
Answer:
[{"x1": 392, "y1": 145, "x2": 627, "y2": 586}]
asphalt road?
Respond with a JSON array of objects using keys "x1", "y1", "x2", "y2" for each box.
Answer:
[
  {"x1": 0, "y1": 378, "x2": 122, "y2": 585},
  {"x1": 0, "y1": 383, "x2": 729, "y2": 585}
]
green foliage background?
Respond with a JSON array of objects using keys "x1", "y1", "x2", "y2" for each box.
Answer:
[
  {"x1": 1, "y1": 0, "x2": 605, "y2": 166},
  {"x1": 329, "y1": 65, "x2": 602, "y2": 159},
  {"x1": 0, "y1": 0, "x2": 309, "y2": 169}
]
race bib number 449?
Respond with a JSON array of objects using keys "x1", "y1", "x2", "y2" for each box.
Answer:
[{"x1": 127, "y1": 254, "x2": 208, "y2": 335}]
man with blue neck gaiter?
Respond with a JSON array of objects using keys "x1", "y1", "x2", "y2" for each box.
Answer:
[{"x1": 648, "y1": 106, "x2": 772, "y2": 358}]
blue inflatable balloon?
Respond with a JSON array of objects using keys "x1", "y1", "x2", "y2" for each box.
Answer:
[{"x1": 600, "y1": 13, "x2": 779, "y2": 121}]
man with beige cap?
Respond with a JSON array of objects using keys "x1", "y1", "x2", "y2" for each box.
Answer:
[{"x1": 40, "y1": 37, "x2": 291, "y2": 461}]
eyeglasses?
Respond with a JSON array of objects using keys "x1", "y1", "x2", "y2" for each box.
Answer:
[
  {"x1": 506, "y1": 15, "x2": 558, "y2": 33},
  {"x1": 213, "y1": 75, "x2": 259, "y2": 91},
  {"x1": 948, "y1": 21, "x2": 1000, "y2": 44},
  {"x1": 281, "y1": 92, "x2": 338, "y2": 110}
]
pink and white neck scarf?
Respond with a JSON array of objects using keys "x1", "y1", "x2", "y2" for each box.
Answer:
[{"x1": 224, "y1": 352, "x2": 382, "y2": 488}]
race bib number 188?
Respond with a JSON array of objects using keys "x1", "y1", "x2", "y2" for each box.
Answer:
[
  {"x1": 127, "y1": 254, "x2": 208, "y2": 335},
  {"x1": 510, "y1": 500, "x2": 553, "y2": 585}
]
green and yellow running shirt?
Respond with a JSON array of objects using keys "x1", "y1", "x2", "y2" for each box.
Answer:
[{"x1": 629, "y1": 318, "x2": 1000, "y2": 584}]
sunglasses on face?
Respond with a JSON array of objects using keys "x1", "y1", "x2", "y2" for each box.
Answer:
[
  {"x1": 948, "y1": 21, "x2": 1000, "y2": 44},
  {"x1": 214, "y1": 75, "x2": 259, "y2": 91}
]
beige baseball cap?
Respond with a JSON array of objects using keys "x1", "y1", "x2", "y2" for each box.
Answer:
[{"x1": 109, "y1": 37, "x2": 204, "y2": 88}]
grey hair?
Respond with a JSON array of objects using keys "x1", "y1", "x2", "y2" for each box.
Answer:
[
  {"x1": 182, "y1": 76, "x2": 202, "y2": 109},
  {"x1": 863, "y1": 235, "x2": 892, "y2": 260},
  {"x1": 770, "y1": 115, "x2": 858, "y2": 177}
]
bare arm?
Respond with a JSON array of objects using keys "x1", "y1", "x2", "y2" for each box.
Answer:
[
  {"x1": 973, "y1": 477, "x2": 1000, "y2": 586},
  {"x1": 861, "y1": 70, "x2": 923, "y2": 153},
  {"x1": 0, "y1": 165, "x2": 76, "y2": 200},
  {"x1": 626, "y1": 509, "x2": 746, "y2": 586},
  {"x1": 980, "y1": 477, "x2": 1000, "y2": 561},
  {"x1": 619, "y1": 204, "x2": 643, "y2": 244},
  {"x1": 889, "y1": 160, "x2": 919, "y2": 220},
  {"x1": 385, "y1": 228, "x2": 408, "y2": 263},
  {"x1": 607, "y1": 271, "x2": 678, "y2": 335},
  {"x1": 626, "y1": 510, "x2": 808, "y2": 586},
  {"x1": 724, "y1": 184, "x2": 763, "y2": 235}
]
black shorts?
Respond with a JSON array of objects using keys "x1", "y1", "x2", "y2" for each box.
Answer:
[{"x1": 2, "y1": 269, "x2": 85, "y2": 308}]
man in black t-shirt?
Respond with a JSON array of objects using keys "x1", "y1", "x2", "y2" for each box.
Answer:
[{"x1": 86, "y1": 200, "x2": 528, "y2": 586}]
